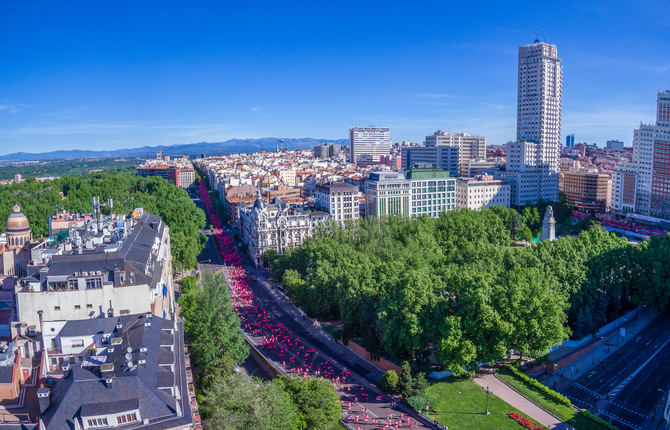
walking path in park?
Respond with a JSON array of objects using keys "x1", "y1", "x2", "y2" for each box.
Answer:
[{"x1": 473, "y1": 371, "x2": 571, "y2": 429}]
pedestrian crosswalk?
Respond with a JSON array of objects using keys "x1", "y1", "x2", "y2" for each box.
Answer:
[
  {"x1": 599, "y1": 410, "x2": 641, "y2": 430},
  {"x1": 573, "y1": 382, "x2": 604, "y2": 399}
]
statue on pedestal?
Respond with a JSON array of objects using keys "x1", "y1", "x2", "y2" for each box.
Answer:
[{"x1": 541, "y1": 205, "x2": 556, "y2": 241}]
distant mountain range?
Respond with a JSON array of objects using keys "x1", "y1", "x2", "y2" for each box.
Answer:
[{"x1": 0, "y1": 138, "x2": 349, "y2": 162}]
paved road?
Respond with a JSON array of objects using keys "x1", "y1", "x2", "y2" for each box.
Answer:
[
  {"x1": 197, "y1": 229, "x2": 276, "y2": 381},
  {"x1": 539, "y1": 309, "x2": 654, "y2": 392},
  {"x1": 560, "y1": 314, "x2": 670, "y2": 430},
  {"x1": 473, "y1": 371, "x2": 569, "y2": 429},
  {"x1": 222, "y1": 263, "x2": 437, "y2": 429},
  {"x1": 196, "y1": 184, "x2": 439, "y2": 429}
]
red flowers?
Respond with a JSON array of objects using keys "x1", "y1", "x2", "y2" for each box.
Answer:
[{"x1": 507, "y1": 411, "x2": 546, "y2": 430}]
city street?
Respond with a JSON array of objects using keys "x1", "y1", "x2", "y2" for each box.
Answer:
[
  {"x1": 197, "y1": 182, "x2": 440, "y2": 429},
  {"x1": 560, "y1": 314, "x2": 670, "y2": 430}
]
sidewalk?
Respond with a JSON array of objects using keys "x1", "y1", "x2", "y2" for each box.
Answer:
[
  {"x1": 227, "y1": 263, "x2": 440, "y2": 429},
  {"x1": 539, "y1": 309, "x2": 655, "y2": 389},
  {"x1": 245, "y1": 262, "x2": 386, "y2": 384},
  {"x1": 473, "y1": 371, "x2": 570, "y2": 429}
]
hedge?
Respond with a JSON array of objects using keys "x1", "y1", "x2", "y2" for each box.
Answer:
[
  {"x1": 579, "y1": 409, "x2": 618, "y2": 430},
  {"x1": 505, "y1": 365, "x2": 572, "y2": 406},
  {"x1": 407, "y1": 396, "x2": 434, "y2": 413}
]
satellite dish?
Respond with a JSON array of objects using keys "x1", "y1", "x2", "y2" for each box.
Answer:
[
  {"x1": 125, "y1": 353, "x2": 132, "y2": 361},
  {"x1": 127, "y1": 347, "x2": 133, "y2": 353}
]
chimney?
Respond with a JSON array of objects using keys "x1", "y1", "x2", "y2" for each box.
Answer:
[
  {"x1": 37, "y1": 311, "x2": 44, "y2": 350},
  {"x1": 37, "y1": 387, "x2": 50, "y2": 414},
  {"x1": 107, "y1": 300, "x2": 114, "y2": 317},
  {"x1": 61, "y1": 359, "x2": 71, "y2": 376},
  {"x1": 101, "y1": 363, "x2": 114, "y2": 389},
  {"x1": 113, "y1": 269, "x2": 122, "y2": 286}
]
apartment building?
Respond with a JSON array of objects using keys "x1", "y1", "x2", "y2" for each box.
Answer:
[
  {"x1": 315, "y1": 182, "x2": 360, "y2": 224},
  {"x1": 455, "y1": 176, "x2": 511, "y2": 210},
  {"x1": 407, "y1": 167, "x2": 455, "y2": 218}
]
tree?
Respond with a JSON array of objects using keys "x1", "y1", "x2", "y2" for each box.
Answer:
[
  {"x1": 264, "y1": 207, "x2": 657, "y2": 374},
  {"x1": 282, "y1": 269, "x2": 306, "y2": 300},
  {"x1": 262, "y1": 248, "x2": 278, "y2": 269},
  {"x1": 0, "y1": 172, "x2": 206, "y2": 272},
  {"x1": 398, "y1": 361, "x2": 414, "y2": 399},
  {"x1": 201, "y1": 371, "x2": 299, "y2": 430},
  {"x1": 181, "y1": 271, "x2": 249, "y2": 374},
  {"x1": 412, "y1": 372, "x2": 428, "y2": 396},
  {"x1": 380, "y1": 370, "x2": 399, "y2": 393},
  {"x1": 436, "y1": 315, "x2": 477, "y2": 377},
  {"x1": 498, "y1": 267, "x2": 570, "y2": 357},
  {"x1": 522, "y1": 226, "x2": 533, "y2": 242},
  {"x1": 277, "y1": 375, "x2": 342, "y2": 430},
  {"x1": 634, "y1": 234, "x2": 670, "y2": 311}
]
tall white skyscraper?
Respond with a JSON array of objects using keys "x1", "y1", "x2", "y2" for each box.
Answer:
[
  {"x1": 505, "y1": 40, "x2": 563, "y2": 205},
  {"x1": 349, "y1": 127, "x2": 391, "y2": 166}
]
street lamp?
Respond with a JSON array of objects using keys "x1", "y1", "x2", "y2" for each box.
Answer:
[{"x1": 486, "y1": 386, "x2": 490, "y2": 415}]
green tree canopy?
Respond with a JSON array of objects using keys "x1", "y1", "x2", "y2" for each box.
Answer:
[
  {"x1": 0, "y1": 172, "x2": 205, "y2": 272},
  {"x1": 277, "y1": 375, "x2": 342, "y2": 430},
  {"x1": 180, "y1": 271, "x2": 248, "y2": 374},
  {"x1": 201, "y1": 371, "x2": 300, "y2": 430}
]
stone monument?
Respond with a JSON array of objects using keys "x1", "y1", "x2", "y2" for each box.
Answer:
[{"x1": 541, "y1": 205, "x2": 556, "y2": 241}]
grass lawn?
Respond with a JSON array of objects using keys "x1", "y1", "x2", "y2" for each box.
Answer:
[
  {"x1": 424, "y1": 378, "x2": 547, "y2": 430},
  {"x1": 496, "y1": 369, "x2": 611, "y2": 430}
]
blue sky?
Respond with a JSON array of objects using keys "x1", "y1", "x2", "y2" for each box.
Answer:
[{"x1": 1, "y1": 0, "x2": 669, "y2": 155}]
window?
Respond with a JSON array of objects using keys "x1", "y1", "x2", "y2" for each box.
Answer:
[
  {"x1": 87, "y1": 304, "x2": 93, "y2": 309},
  {"x1": 49, "y1": 281, "x2": 67, "y2": 291},
  {"x1": 87, "y1": 417, "x2": 108, "y2": 427},
  {"x1": 68, "y1": 279, "x2": 78, "y2": 290},
  {"x1": 74, "y1": 305, "x2": 81, "y2": 310},
  {"x1": 71, "y1": 339, "x2": 84, "y2": 348},
  {"x1": 116, "y1": 412, "x2": 138, "y2": 424},
  {"x1": 54, "y1": 306, "x2": 60, "y2": 311},
  {"x1": 86, "y1": 278, "x2": 102, "y2": 289}
]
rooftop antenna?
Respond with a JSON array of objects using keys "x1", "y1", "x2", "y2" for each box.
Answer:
[
  {"x1": 534, "y1": 29, "x2": 540, "y2": 43},
  {"x1": 91, "y1": 196, "x2": 101, "y2": 232}
]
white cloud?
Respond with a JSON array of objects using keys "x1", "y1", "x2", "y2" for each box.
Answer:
[
  {"x1": 0, "y1": 103, "x2": 29, "y2": 113},
  {"x1": 0, "y1": 120, "x2": 259, "y2": 144}
]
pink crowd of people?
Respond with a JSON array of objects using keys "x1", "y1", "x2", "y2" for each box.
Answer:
[
  {"x1": 571, "y1": 210, "x2": 668, "y2": 237},
  {"x1": 596, "y1": 213, "x2": 667, "y2": 237},
  {"x1": 197, "y1": 181, "x2": 424, "y2": 430}
]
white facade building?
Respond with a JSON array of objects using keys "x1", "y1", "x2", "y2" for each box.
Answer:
[
  {"x1": 407, "y1": 168, "x2": 456, "y2": 218},
  {"x1": 279, "y1": 168, "x2": 297, "y2": 186},
  {"x1": 349, "y1": 127, "x2": 391, "y2": 165},
  {"x1": 612, "y1": 90, "x2": 670, "y2": 219},
  {"x1": 315, "y1": 182, "x2": 360, "y2": 224},
  {"x1": 506, "y1": 40, "x2": 563, "y2": 205},
  {"x1": 239, "y1": 194, "x2": 328, "y2": 266},
  {"x1": 17, "y1": 212, "x2": 175, "y2": 331},
  {"x1": 456, "y1": 176, "x2": 511, "y2": 210}
]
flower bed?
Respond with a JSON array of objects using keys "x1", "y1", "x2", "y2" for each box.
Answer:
[{"x1": 507, "y1": 411, "x2": 547, "y2": 430}]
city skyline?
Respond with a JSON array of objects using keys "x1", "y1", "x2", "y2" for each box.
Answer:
[{"x1": 1, "y1": 1, "x2": 669, "y2": 156}]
